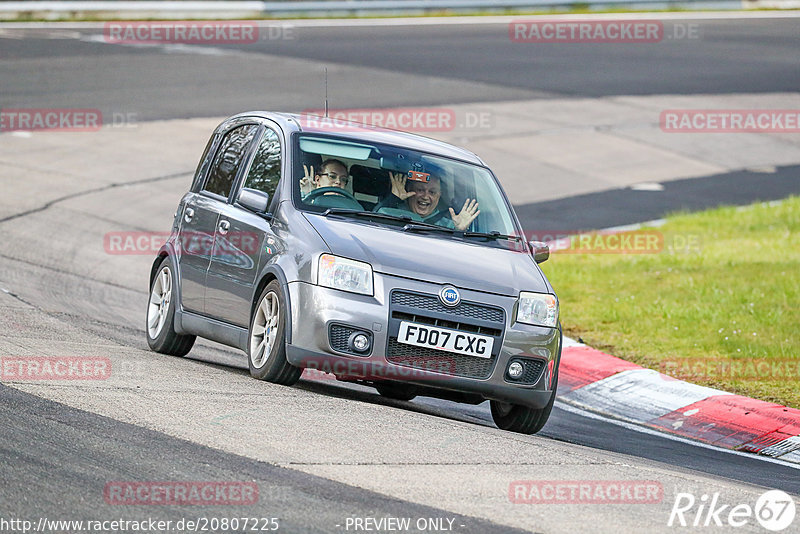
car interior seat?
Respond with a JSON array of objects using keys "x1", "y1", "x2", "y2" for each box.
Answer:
[{"x1": 350, "y1": 164, "x2": 391, "y2": 211}]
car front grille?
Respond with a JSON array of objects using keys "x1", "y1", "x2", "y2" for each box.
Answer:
[
  {"x1": 391, "y1": 291, "x2": 504, "y2": 323},
  {"x1": 390, "y1": 311, "x2": 502, "y2": 337},
  {"x1": 386, "y1": 339, "x2": 495, "y2": 379},
  {"x1": 386, "y1": 290, "x2": 506, "y2": 379}
]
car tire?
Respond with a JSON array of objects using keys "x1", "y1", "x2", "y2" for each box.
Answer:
[
  {"x1": 146, "y1": 258, "x2": 195, "y2": 356},
  {"x1": 248, "y1": 280, "x2": 302, "y2": 385},
  {"x1": 375, "y1": 382, "x2": 418, "y2": 401},
  {"x1": 490, "y1": 345, "x2": 560, "y2": 434},
  {"x1": 490, "y1": 394, "x2": 555, "y2": 435}
]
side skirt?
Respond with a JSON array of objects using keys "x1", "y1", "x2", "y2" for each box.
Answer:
[{"x1": 176, "y1": 309, "x2": 249, "y2": 352}]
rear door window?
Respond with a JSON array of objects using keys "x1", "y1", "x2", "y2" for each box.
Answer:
[
  {"x1": 203, "y1": 124, "x2": 259, "y2": 199},
  {"x1": 241, "y1": 127, "x2": 282, "y2": 200}
]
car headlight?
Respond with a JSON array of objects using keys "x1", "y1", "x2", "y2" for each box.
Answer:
[
  {"x1": 516, "y1": 292, "x2": 558, "y2": 328},
  {"x1": 318, "y1": 254, "x2": 373, "y2": 296}
]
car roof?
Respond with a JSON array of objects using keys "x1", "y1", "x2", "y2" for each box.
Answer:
[{"x1": 231, "y1": 111, "x2": 486, "y2": 167}]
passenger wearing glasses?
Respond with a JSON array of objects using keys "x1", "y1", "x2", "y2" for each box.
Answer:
[{"x1": 300, "y1": 159, "x2": 349, "y2": 197}]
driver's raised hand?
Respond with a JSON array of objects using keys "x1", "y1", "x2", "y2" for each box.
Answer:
[
  {"x1": 301, "y1": 165, "x2": 315, "y2": 195},
  {"x1": 389, "y1": 172, "x2": 416, "y2": 201}
]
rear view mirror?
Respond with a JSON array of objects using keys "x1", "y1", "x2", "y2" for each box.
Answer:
[
  {"x1": 529, "y1": 240, "x2": 550, "y2": 264},
  {"x1": 238, "y1": 188, "x2": 270, "y2": 214},
  {"x1": 299, "y1": 137, "x2": 374, "y2": 160}
]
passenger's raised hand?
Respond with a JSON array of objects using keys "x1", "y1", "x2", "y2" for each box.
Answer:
[
  {"x1": 389, "y1": 172, "x2": 416, "y2": 200},
  {"x1": 449, "y1": 198, "x2": 480, "y2": 231}
]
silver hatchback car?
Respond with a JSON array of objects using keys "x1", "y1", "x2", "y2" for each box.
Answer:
[{"x1": 146, "y1": 112, "x2": 561, "y2": 434}]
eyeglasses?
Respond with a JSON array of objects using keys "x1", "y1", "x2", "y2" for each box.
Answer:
[{"x1": 317, "y1": 172, "x2": 350, "y2": 185}]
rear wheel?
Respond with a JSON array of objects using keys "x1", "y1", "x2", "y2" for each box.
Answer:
[
  {"x1": 248, "y1": 280, "x2": 301, "y2": 385},
  {"x1": 375, "y1": 382, "x2": 417, "y2": 401},
  {"x1": 146, "y1": 258, "x2": 195, "y2": 356}
]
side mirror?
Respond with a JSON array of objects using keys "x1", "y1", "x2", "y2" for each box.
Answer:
[
  {"x1": 238, "y1": 188, "x2": 270, "y2": 215},
  {"x1": 529, "y1": 240, "x2": 549, "y2": 264}
]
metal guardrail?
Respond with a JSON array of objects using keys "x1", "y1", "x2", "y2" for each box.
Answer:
[
  {"x1": 0, "y1": 0, "x2": 739, "y2": 14},
  {"x1": 0, "y1": 0, "x2": 682, "y2": 7},
  {"x1": 1, "y1": 0, "x2": 784, "y2": 20}
]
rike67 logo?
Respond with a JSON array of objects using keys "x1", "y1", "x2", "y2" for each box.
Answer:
[{"x1": 668, "y1": 490, "x2": 796, "y2": 531}]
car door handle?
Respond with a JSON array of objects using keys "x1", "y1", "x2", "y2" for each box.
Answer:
[
  {"x1": 218, "y1": 220, "x2": 230, "y2": 235},
  {"x1": 184, "y1": 207, "x2": 195, "y2": 223}
]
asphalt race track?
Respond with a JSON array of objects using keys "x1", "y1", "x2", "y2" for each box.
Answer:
[
  {"x1": 2, "y1": 17, "x2": 799, "y2": 119},
  {"x1": 1, "y1": 14, "x2": 799, "y2": 533}
]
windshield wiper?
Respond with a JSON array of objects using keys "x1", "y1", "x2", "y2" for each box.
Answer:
[
  {"x1": 463, "y1": 230, "x2": 523, "y2": 242},
  {"x1": 401, "y1": 223, "x2": 457, "y2": 235},
  {"x1": 321, "y1": 209, "x2": 457, "y2": 233},
  {"x1": 401, "y1": 223, "x2": 520, "y2": 240},
  {"x1": 321, "y1": 209, "x2": 518, "y2": 241},
  {"x1": 322, "y1": 209, "x2": 457, "y2": 235}
]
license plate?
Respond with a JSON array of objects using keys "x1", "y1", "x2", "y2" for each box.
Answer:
[{"x1": 397, "y1": 321, "x2": 494, "y2": 359}]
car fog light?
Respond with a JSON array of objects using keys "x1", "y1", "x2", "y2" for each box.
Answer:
[
  {"x1": 507, "y1": 361, "x2": 524, "y2": 380},
  {"x1": 351, "y1": 333, "x2": 370, "y2": 353}
]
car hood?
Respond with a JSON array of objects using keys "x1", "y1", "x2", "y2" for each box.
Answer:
[{"x1": 304, "y1": 214, "x2": 547, "y2": 297}]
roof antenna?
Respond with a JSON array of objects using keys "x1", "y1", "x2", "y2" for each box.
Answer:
[{"x1": 324, "y1": 68, "x2": 329, "y2": 118}]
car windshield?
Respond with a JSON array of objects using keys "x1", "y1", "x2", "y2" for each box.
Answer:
[{"x1": 293, "y1": 134, "x2": 522, "y2": 249}]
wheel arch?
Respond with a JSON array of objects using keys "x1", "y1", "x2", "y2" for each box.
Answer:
[
  {"x1": 149, "y1": 250, "x2": 169, "y2": 285},
  {"x1": 150, "y1": 244, "x2": 186, "y2": 332},
  {"x1": 252, "y1": 265, "x2": 293, "y2": 345}
]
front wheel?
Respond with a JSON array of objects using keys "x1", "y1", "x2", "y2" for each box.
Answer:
[
  {"x1": 490, "y1": 395, "x2": 555, "y2": 434},
  {"x1": 248, "y1": 280, "x2": 301, "y2": 385},
  {"x1": 491, "y1": 363, "x2": 558, "y2": 434},
  {"x1": 146, "y1": 258, "x2": 195, "y2": 356}
]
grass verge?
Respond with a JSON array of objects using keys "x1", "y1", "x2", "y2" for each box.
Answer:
[{"x1": 540, "y1": 196, "x2": 800, "y2": 408}]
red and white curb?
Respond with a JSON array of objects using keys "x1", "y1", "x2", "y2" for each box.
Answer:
[{"x1": 557, "y1": 336, "x2": 800, "y2": 464}]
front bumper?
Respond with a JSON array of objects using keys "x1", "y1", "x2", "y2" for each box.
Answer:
[{"x1": 285, "y1": 275, "x2": 561, "y2": 409}]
